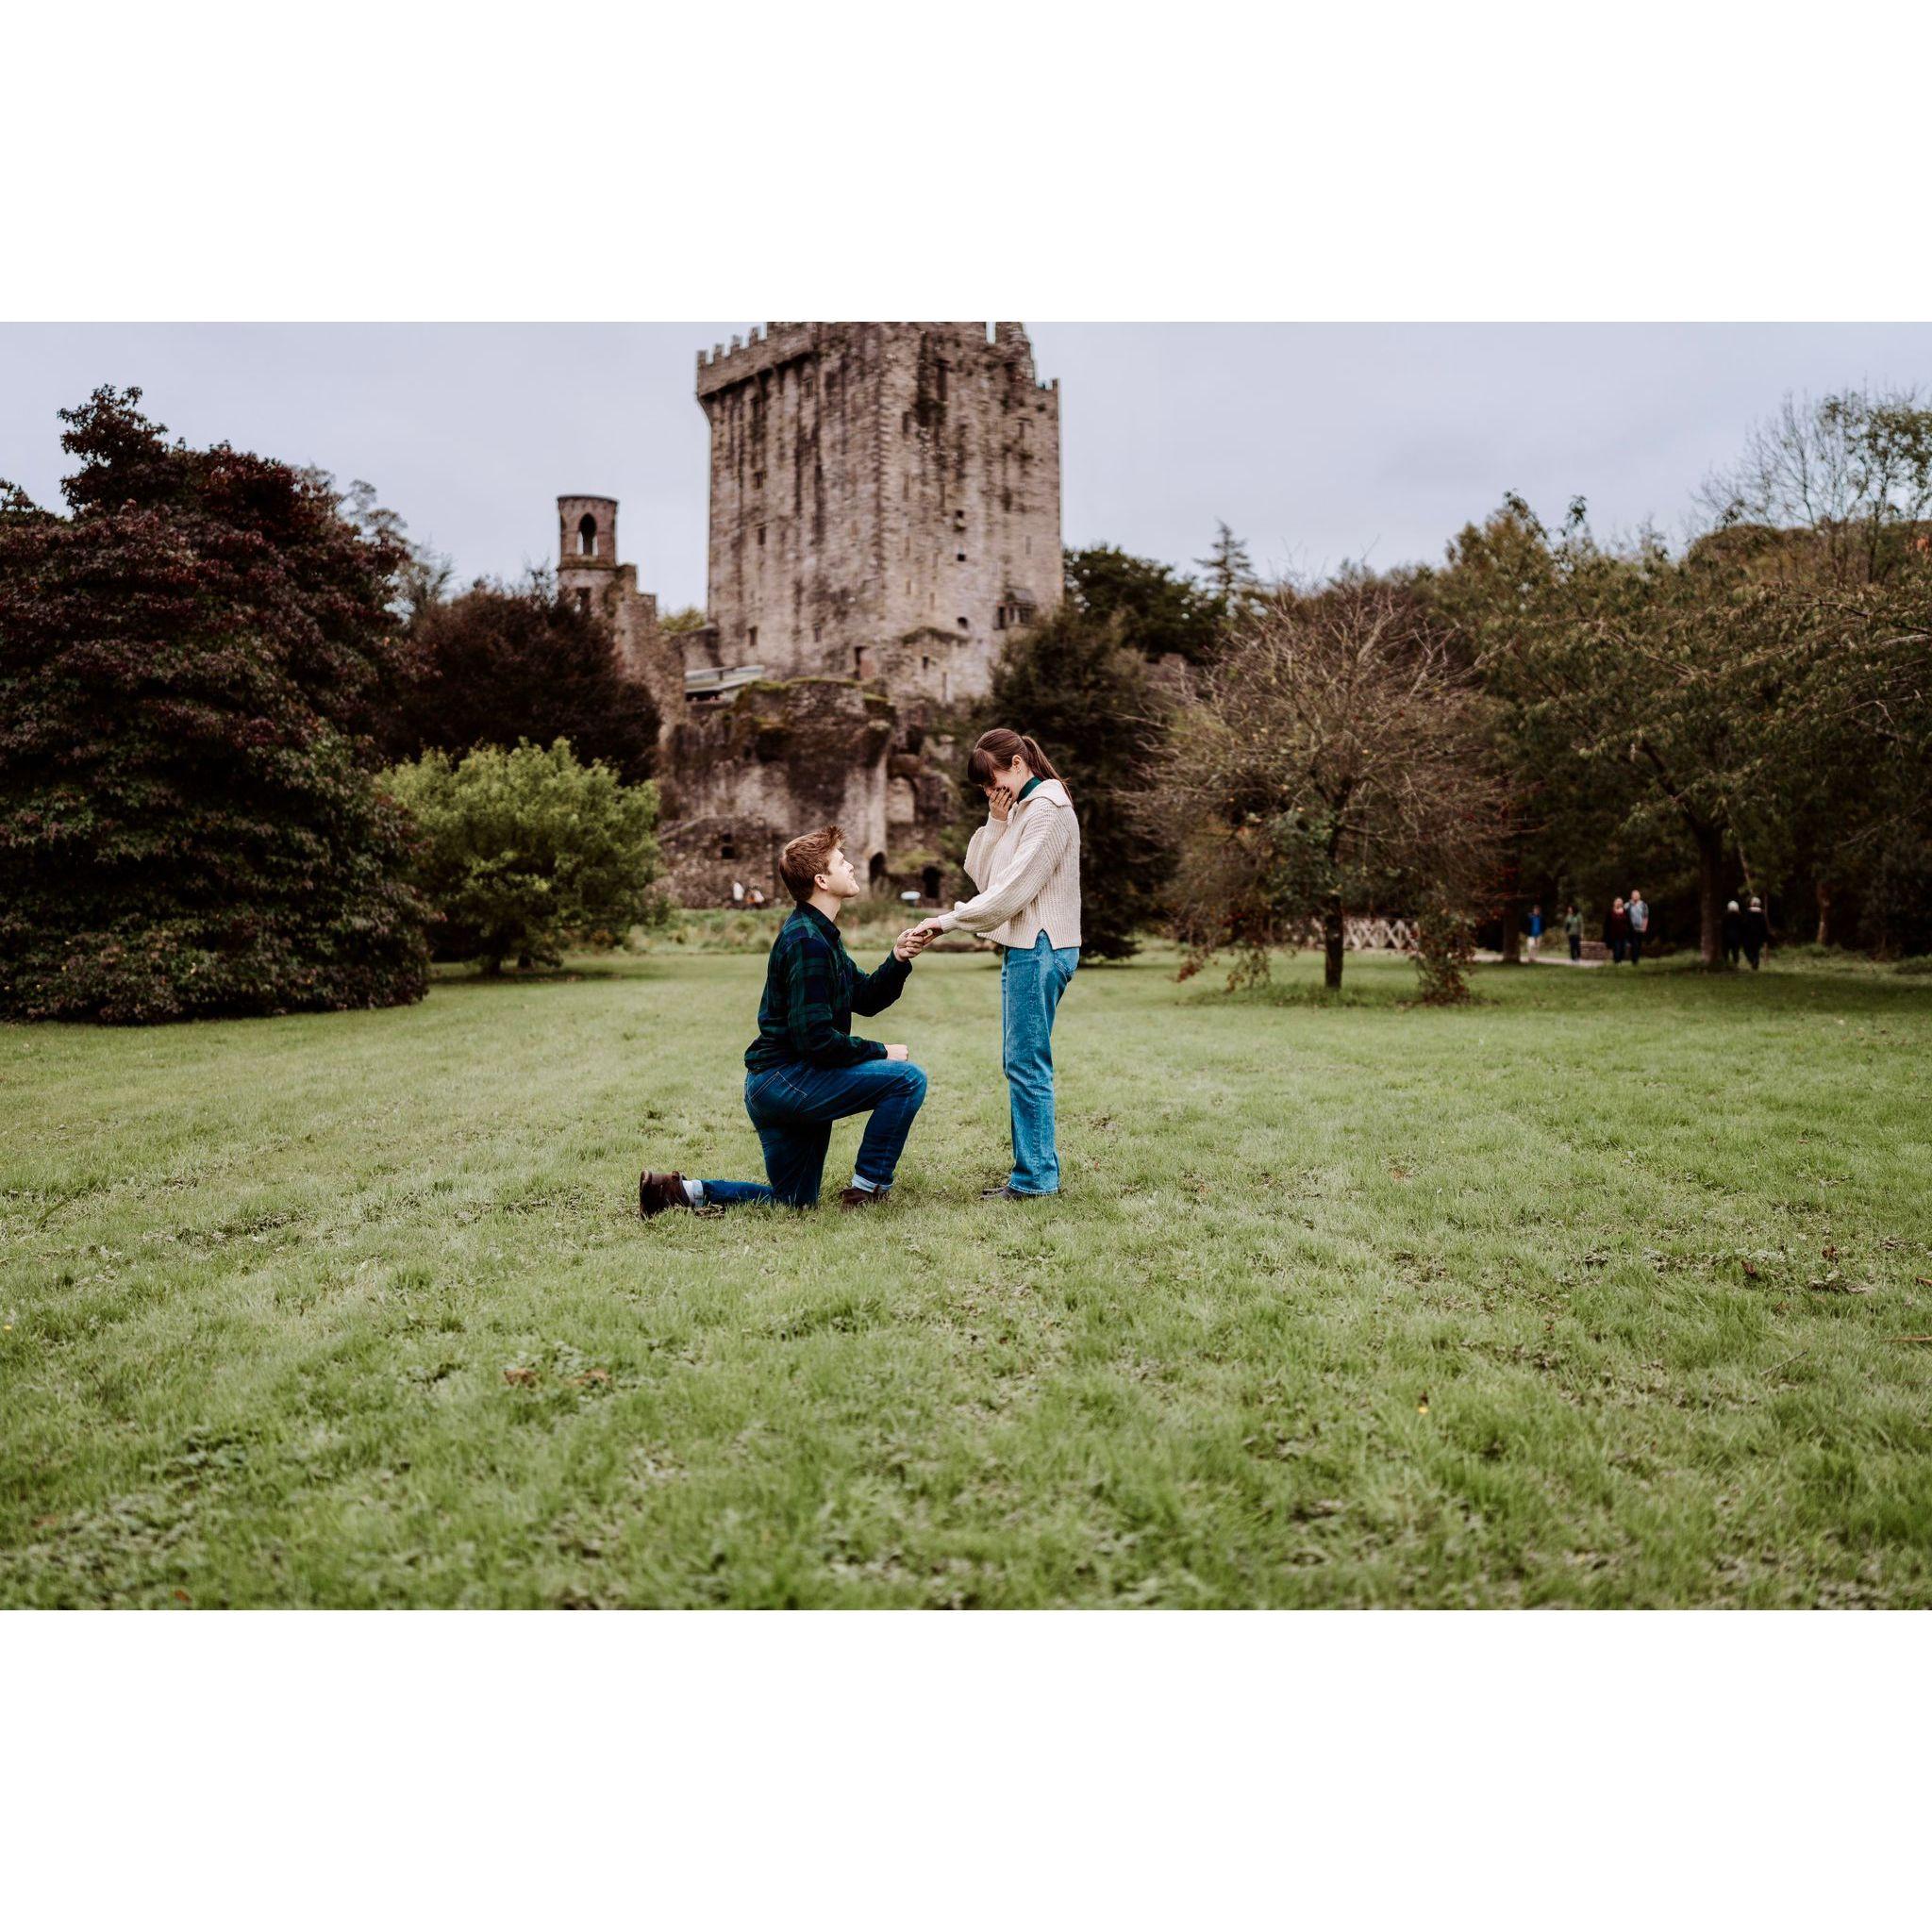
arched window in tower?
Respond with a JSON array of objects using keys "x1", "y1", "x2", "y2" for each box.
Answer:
[{"x1": 577, "y1": 514, "x2": 597, "y2": 557}]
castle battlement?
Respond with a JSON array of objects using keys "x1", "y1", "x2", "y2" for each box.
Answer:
[
  {"x1": 695, "y1": 322, "x2": 819, "y2": 395},
  {"x1": 695, "y1": 323, "x2": 1058, "y2": 399}
]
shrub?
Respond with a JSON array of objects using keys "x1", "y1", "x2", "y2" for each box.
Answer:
[
  {"x1": 381, "y1": 740, "x2": 664, "y2": 973},
  {"x1": 0, "y1": 389, "x2": 429, "y2": 1024},
  {"x1": 1412, "y1": 910, "x2": 1479, "y2": 1005}
]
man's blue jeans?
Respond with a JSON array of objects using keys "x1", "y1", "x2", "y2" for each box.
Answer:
[
  {"x1": 1001, "y1": 932, "x2": 1080, "y2": 1195},
  {"x1": 700, "y1": 1058, "x2": 929, "y2": 1208}
]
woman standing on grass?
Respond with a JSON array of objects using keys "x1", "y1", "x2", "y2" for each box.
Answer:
[{"x1": 910, "y1": 729, "x2": 1082, "y2": 1203}]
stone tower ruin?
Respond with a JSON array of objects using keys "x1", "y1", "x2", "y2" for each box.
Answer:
[
  {"x1": 693, "y1": 323, "x2": 1062, "y2": 703},
  {"x1": 554, "y1": 493, "x2": 682, "y2": 741}
]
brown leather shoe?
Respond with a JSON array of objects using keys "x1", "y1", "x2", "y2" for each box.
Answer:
[
  {"x1": 639, "y1": 1170, "x2": 691, "y2": 1218},
  {"x1": 837, "y1": 1185, "x2": 889, "y2": 1210}
]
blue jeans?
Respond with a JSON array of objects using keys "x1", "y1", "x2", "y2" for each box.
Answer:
[
  {"x1": 700, "y1": 1058, "x2": 929, "y2": 1208},
  {"x1": 1001, "y1": 933, "x2": 1080, "y2": 1194}
]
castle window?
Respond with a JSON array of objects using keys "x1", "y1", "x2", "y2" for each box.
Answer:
[
  {"x1": 576, "y1": 589, "x2": 591, "y2": 614},
  {"x1": 957, "y1": 617, "x2": 969, "y2": 630},
  {"x1": 748, "y1": 625, "x2": 758, "y2": 650},
  {"x1": 956, "y1": 552, "x2": 966, "y2": 562},
  {"x1": 758, "y1": 525, "x2": 766, "y2": 548},
  {"x1": 577, "y1": 513, "x2": 597, "y2": 556},
  {"x1": 855, "y1": 646, "x2": 874, "y2": 679},
  {"x1": 752, "y1": 469, "x2": 765, "y2": 490},
  {"x1": 922, "y1": 865, "x2": 941, "y2": 901},
  {"x1": 868, "y1": 853, "x2": 887, "y2": 887},
  {"x1": 719, "y1": 835, "x2": 737, "y2": 860},
  {"x1": 921, "y1": 656, "x2": 932, "y2": 671}
]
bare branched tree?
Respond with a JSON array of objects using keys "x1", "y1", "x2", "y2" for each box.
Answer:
[
  {"x1": 1162, "y1": 578, "x2": 1507, "y2": 997},
  {"x1": 1698, "y1": 386, "x2": 1932, "y2": 587}
]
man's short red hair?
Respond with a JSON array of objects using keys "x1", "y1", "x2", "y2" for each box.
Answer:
[{"x1": 779, "y1": 825, "x2": 843, "y2": 905}]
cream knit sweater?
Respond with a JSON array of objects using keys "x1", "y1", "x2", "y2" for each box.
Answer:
[{"x1": 937, "y1": 777, "x2": 1082, "y2": 950}]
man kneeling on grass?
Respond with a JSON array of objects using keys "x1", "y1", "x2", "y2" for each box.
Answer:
[{"x1": 640, "y1": 825, "x2": 934, "y2": 1216}]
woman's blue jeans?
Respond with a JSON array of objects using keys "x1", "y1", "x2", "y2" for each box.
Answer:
[
  {"x1": 1001, "y1": 933, "x2": 1080, "y2": 1195},
  {"x1": 700, "y1": 1058, "x2": 929, "y2": 1208}
]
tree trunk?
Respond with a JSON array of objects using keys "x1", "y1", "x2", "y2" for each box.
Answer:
[
  {"x1": 1501, "y1": 905, "x2": 1524, "y2": 965},
  {"x1": 1696, "y1": 822, "x2": 1725, "y2": 968},
  {"x1": 1815, "y1": 880, "x2": 1835, "y2": 948},
  {"x1": 1323, "y1": 894, "x2": 1344, "y2": 990}
]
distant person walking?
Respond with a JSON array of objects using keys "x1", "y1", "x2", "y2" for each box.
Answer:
[
  {"x1": 1742, "y1": 895, "x2": 1769, "y2": 971},
  {"x1": 1723, "y1": 898, "x2": 1743, "y2": 968},
  {"x1": 1526, "y1": 903, "x2": 1544, "y2": 960},
  {"x1": 1564, "y1": 904, "x2": 1583, "y2": 962},
  {"x1": 1605, "y1": 896, "x2": 1631, "y2": 965},
  {"x1": 1627, "y1": 889, "x2": 1650, "y2": 964}
]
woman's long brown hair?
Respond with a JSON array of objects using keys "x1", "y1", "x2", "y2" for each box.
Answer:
[{"x1": 966, "y1": 727, "x2": 1065, "y2": 791}]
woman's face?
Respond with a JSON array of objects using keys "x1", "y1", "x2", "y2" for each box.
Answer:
[{"x1": 982, "y1": 756, "x2": 1028, "y2": 799}]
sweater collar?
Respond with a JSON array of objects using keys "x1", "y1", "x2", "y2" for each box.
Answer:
[{"x1": 1017, "y1": 774, "x2": 1043, "y2": 804}]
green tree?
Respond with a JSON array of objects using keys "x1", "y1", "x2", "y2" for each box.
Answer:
[
  {"x1": 963, "y1": 603, "x2": 1173, "y2": 960},
  {"x1": 1194, "y1": 520, "x2": 1263, "y2": 619},
  {"x1": 385, "y1": 572, "x2": 661, "y2": 784},
  {"x1": 1064, "y1": 544, "x2": 1223, "y2": 664},
  {"x1": 1696, "y1": 387, "x2": 1932, "y2": 941},
  {"x1": 1433, "y1": 496, "x2": 1816, "y2": 968},
  {"x1": 381, "y1": 740, "x2": 664, "y2": 974},
  {"x1": 0, "y1": 388, "x2": 429, "y2": 1024}
]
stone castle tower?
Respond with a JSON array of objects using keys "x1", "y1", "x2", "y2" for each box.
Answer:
[
  {"x1": 693, "y1": 323, "x2": 1062, "y2": 703},
  {"x1": 554, "y1": 494, "x2": 683, "y2": 739}
]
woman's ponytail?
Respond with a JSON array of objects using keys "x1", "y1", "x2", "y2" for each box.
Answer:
[{"x1": 1018, "y1": 735, "x2": 1063, "y2": 783}]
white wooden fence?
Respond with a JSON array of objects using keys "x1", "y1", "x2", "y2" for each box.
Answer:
[{"x1": 1289, "y1": 917, "x2": 1421, "y2": 953}]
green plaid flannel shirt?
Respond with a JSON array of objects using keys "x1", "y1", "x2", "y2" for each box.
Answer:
[{"x1": 743, "y1": 904, "x2": 911, "y2": 1073}]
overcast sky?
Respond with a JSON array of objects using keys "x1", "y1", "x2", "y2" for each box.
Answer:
[{"x1": 5, "y1": 323, "x2": 1929, "y2": 608}]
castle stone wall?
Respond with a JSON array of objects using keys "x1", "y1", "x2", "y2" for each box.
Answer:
[
  {"x1": 661, "y1": 678, "x2": 896, "y2": 902},
  {"x1": 695, "y1": 323, "x2": 1061, "y2": 705}
]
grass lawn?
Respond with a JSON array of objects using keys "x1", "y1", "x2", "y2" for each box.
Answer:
[{"x1": 4, "y1": 941, "x2": 1930, "y2": 1608}]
